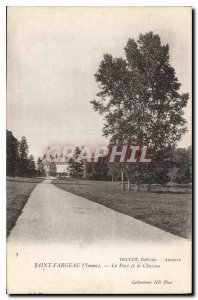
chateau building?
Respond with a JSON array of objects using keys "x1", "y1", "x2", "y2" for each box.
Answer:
[{"x1": 39, "y1": 155, "x2": 70, "y2": 177}]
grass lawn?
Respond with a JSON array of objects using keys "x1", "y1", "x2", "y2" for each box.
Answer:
[
  {"x1": 6, "y1": 177, "x2": 44, "y2": 237},
  {"x1": 53, "y1": 179, "x2": 192, "y2": 239}
]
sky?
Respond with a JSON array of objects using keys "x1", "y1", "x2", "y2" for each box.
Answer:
[{"x1": 7, "y1": 6, "x2": 192, "y2": 160}]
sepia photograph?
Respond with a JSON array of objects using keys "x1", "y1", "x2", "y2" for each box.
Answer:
[{"x1": 6, "y1": 6, "x2": 192, "y2": 294}]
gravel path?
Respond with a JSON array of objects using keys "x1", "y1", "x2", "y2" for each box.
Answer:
[{"x1": 8, "y1": 180, "x2": 186, "y2": 245}]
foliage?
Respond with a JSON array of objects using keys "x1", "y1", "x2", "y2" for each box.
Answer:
[
  {"x1": 49, "y1": 162, "x2": 57, "y2": 177},
  {"x1": 37, "y1": 157, "x2": 45, "y2": 176},
  {"x1": 6, "y1": 130, "x2": 37, "y2": 177},
  {"x1": 27, "y1": 155, "x2": 37, "y2": 177},
  {"x1": 68, "y1": 158, "x2": 84, "y2": 178},
  {"x1": 168, "y1": 147, "x2": 192, "y2": 184},
  {"x1": 85, "y1": 159, "x2": 109, "y2": 180},
  {"x1": 16, "y1": 136, "x2": 29, "y2": 176},
  {"x1": 6, "y1": 130, "x2": 19, "y2": 176},
  {"x1": 91, "y1": 32, "x2": 189, "y2": 187}
]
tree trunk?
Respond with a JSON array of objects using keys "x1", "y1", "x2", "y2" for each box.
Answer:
[
  {"x1": 147, "y1": 182, "x2": 151, "y2": 192},
  {"x1": 127, "y1": 176, "x2": 131, "y2": 190},
  {"x1": 121, "y1": 170, "x2": 125, "y2": 191},
  {"x1": 170, "y1": 176, "x2": 173, "y2": 191},
  {"x1": 135, "y1": 180, "x2": 140, "y2": 192}
]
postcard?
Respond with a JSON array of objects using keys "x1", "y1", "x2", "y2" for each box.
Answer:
[{"x1": 6, "y1": 6, "x2": 192, "y2": 294}]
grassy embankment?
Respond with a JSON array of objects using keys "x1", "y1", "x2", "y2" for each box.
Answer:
[
  {"x1": 6, "y1": 177, "x2": 43, "y2": 237},
  {"x1": 53, "y1": 179, "x2": 192, "y2": 239}
]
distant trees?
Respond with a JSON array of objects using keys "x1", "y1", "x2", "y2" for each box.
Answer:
[
  {"x1": 168, "y1": 147, "x2": 192, "y2": 184},
  {"x1": 37, "y1": 157, "x2": 45, "y2": 176},
  {"x1": 68, "y1": 158, "x2": 84, "y2": 178},
  {"x1": 85, "y1": 159, "x2": 109, "y2": 180},
  {"x1": 67, "y1": 145, "x2": 192, "y2": 184},
  {"x1": 187, "y1": 145, "x2": 192, "y2": 182},
  {"x1": 6, "y1": 130, "x2": 37, "y2": 177},
  {"x1": 91, "y1": 32, "x2": 189, "y2": 190},
  {"x1": 6, "y1": 130, "x2": 19, "y2": 176},
  {"x1": 49, "y1": 162, "x2": 57, "y2": 177},
  {"x1": 17, "y1": 136, "x2": 29, "y2": 176},
  {"x1": 108, "y1": 162, "x2": 122, "y2": 182},
  {"x1": 27, "y1": 154, "x2": 37, "y2": 177}
]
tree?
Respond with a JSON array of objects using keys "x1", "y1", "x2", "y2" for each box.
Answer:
[
  {"x1": 27, "y1": 155, "x2": 36, "y2": 177},
  {"x1": 37, "y1": 157, "x2": 45, "y2": 176},
  {"x1": 68, "y1": 158, "x2": 84, "y2": 178},
  {"x1": 85, "y1": 159, "x2": 109, "y2": 180},
  {"x1": 49, "y1": 162, "x2": 57, "y2": 177},
  {"x1": 16, "y1": 136, "x2": 29, "y2": 176},
  {"x1": 169, "y1": 148, "x2": 191, "y2": 184},
  {"x1": 187, "y1": 145, "x2": 192, "y2": 182},
  {"x1": 91, "y1": 32, "x2": 189, "y2": 190},
  {"x1": 18, "y1": 136, "x2": 28, "y2": 160},
  {"x1": 6, "y1": 130, "x2": 19, "y2": 176},
  {"x1": 108, "y1": 161, "x2": 122, "y2": 182},
  {"x1": 167, "y1": 167, "x2": 179, "y2": 190},
  {"x1": 7, "y1": 131, "x2": 38, "y2": 177}
]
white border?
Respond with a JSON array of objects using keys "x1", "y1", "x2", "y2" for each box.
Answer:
[
  {"x1": 0, "y1": 1, "x2": 196, "y2": 299},
  {"x1": 0, "y1": 2, "x2": 7, "y2": 298},
  {"x1": 1, "y1": 0, "x2": 197, "y2": 6}
]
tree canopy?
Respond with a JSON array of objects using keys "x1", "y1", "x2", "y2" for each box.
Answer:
[
  {"x1": 91, "y1": 32, "x2": 189, "y2": 150},
  {"x1": 91, "y1": 32, "x2": 190, "y2": 189},
  {"x1": 6, "y1": 130, "x2": 37, "y2": 177}
]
